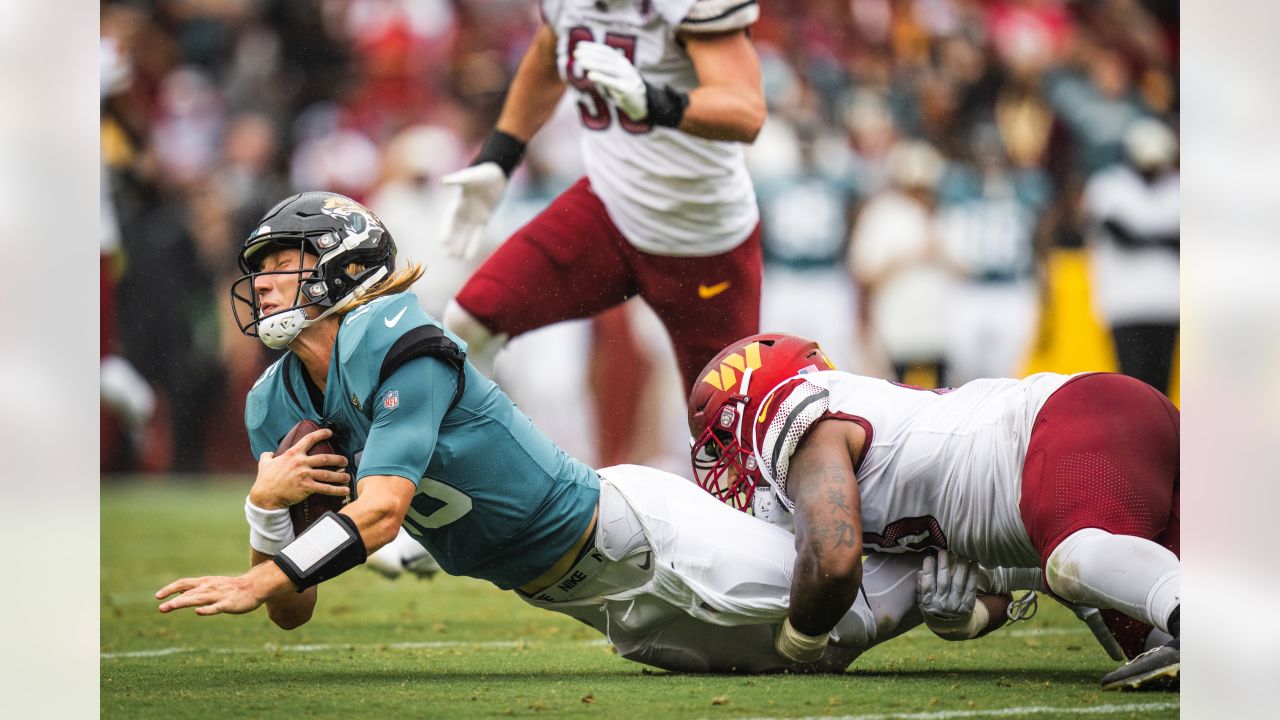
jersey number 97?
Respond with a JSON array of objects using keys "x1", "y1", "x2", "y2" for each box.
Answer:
[{"x1": 566, "y1": 27, "x2": 650, "y2": 135}]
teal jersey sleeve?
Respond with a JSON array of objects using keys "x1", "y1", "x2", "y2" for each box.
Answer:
[{"x1": 356, "y1": 356, "x2": 459, "y2": 485}]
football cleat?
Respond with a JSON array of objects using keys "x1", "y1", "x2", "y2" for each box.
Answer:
[
  {"x1": 366, "y1": 528, "x2": 440, "y2": 581},
  {"x1": 402, "y1": 548, "x2": 442, "y2": 580},
  {"x1": 1100, "y1": 637, "x2": 1179, "y2": 691}
]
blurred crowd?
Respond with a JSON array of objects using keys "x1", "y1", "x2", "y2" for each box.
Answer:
[{"x1": 100, "y1": 0, "x2": 1179, "y2": 476}]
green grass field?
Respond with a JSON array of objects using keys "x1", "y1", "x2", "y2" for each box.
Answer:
[{"x1": 102, "y1": 479, "x2": 1178, "y2": 719}]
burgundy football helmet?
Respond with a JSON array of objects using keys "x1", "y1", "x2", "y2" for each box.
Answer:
[{"x1": 687, "y1": 333, "x2": 836, "y2": 511}]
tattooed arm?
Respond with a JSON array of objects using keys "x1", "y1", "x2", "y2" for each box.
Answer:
[{"x1": 785, "y1": 419, "x2": 867, "y2": 638}]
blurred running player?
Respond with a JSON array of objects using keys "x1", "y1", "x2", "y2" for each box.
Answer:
[{"x1": 437, "y1": 0, "x2": 765, "y2": 394}]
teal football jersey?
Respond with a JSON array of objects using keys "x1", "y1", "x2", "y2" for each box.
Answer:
[{"x1": 245, "y1": 292, "x2": 600, "y2": 589}]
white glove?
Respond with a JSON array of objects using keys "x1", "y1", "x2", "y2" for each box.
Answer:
[
  {"x1": 916, "y1": 549, "x2": 979, "y2": 621},
  {"x1": 439, "y1": 162, "x2": 508, "y2": 261},
  {"x1": 917, "y1": 550, "x2": 988, "y2": 640},
  {"x1": 572, "y1": 41, "x2": 648, "y2": 122}
]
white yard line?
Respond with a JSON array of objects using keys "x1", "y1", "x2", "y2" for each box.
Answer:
[{"x1": 731, "y1": 702, "x2": 1179, "y2": 720}]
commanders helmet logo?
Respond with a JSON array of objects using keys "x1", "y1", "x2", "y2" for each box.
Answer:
[{"x1": 700, "y1": 341, "x2": 763, "y2": 392}]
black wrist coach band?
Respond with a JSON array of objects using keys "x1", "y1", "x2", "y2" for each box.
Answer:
[
  {"x1": 474, "y1": 129, "x2": 527, "y2": 177},
  {"x1": 273, "y1": 511, "x2": 368, "y2": 591},
  {"x1": 645, "y1": 83, "x2": 689, "y2": 129}
]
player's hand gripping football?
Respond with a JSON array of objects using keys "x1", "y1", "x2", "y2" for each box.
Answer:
[
  {"x1": 916, "y1": 549, "x2": 979, "y2": 621},
  {"x1": 573, "y1": 41, "x2": 649, "y2": 122},
  {"x1": 439, "y1": 163, "x2": 508, "y2": 261},
  {"x1": 248, "y1": 426, "x2": 350, "y2": 511}
]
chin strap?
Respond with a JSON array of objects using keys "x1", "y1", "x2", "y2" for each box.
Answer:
[
  {"x1": 734, "y1": 366, "x2": 754, "y2": 455},
  {"x1": 256, "y1": 267, "x2": 391, "y2": 349}
]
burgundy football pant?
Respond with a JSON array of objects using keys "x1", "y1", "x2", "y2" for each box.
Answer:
[
  {"x1": 454, "y1": 177, "x2": 762, "y2": 393},
  {"x1": 1019, "y1": 372, "x2": 1180, "y2": 658}
]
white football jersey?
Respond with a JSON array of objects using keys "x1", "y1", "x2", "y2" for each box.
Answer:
[
  {"x1": 754, "y1": 370, "x2": 1079, "y2": 568},
  {"x1": 540, "y1": 0, "x2": 760, "y2": 256}
]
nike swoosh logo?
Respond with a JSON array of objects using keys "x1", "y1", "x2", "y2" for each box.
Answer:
[
  {"x1": 698, "y1": 281, "x2": 731, "y2": 300},
  {"x1": 637, "y1": 552, "x2": 652, "y2": 571},
  {"x1": 384, "y1": 307, "x2": 408, "y2": 328}
]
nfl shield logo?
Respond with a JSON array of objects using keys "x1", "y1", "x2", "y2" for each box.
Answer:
[{"x1": 382, "y1": 390, "x2": 400, "y2": 410}]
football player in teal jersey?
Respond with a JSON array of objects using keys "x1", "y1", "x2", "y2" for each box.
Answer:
[
  {"x1": 156, "y1": 191, "x2": 601, "y2": 627},
  {"x1": 155, "y1": 191, "x2": 1010, "y2": 673}
]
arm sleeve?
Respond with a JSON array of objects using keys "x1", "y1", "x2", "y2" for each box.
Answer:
[{"x1": 355, "y1": 357, "x2": 459, "y2": 485}]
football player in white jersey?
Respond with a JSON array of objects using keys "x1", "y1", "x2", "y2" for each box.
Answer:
[
  {"x1": 688, "y1": 333, "x2": 1181, "y2": 690},
  {"x1": 436, "y1": 0, "x2": 765, "y2": 396}
]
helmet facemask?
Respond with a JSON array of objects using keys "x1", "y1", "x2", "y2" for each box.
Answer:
[
  {"x1": 229, "y1": 193, "x2": 396, "y2": 350},
  {"x1": 687, "y1": 334, "x2": 834, "y2": 514},
  {"x1": 230, "y1": 237, "x2": 333, "y2": 349},
  {"x1": 689, "y1": 368, "x2": 761, "y2": 511}
]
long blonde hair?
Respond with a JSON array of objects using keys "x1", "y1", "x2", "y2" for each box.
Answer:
[{"x1": 338, "y1": 262, "x2": 425, "y2": 315}]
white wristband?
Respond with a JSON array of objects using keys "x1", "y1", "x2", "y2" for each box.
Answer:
[
  {"x1": 775, "y1": 617, "x2": 830, "y2": 664},
  {"x1": 245, "y1": 496, "x2": 296, "y2": 555},
  {"x1": 923, "y1": 599, "x2": 991, "y2": 641}
]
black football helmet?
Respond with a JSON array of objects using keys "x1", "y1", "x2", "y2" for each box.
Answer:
[{"x1": 230, "y1": 191, "x2": 397, "y2": 348}]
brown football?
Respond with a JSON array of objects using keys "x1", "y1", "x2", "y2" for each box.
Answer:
[{"x1": 277, "y1": 419, "x2": 352, "y2": 535}]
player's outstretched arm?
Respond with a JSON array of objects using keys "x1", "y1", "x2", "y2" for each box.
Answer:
[
  {"x1": 251, "y1": 548, "x2": 317, "y2": 630},
  {"x1": 778, "y1": 419, "x2": 866, "y2": 663},
  {"x1": 439, "y1": 24, "x2": 564, "y2": 260},
  {"x1": 157, "y1": 477, "x2": 414, "y2": 618},
  {"x1": 340, "y1": 475, "x2": 416, "y2": 552},
  {"x1": 679, "y1": 30, "x2": 765, "y2": 143}
]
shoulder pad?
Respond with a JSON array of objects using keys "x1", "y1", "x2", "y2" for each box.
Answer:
[
  {"x1": 380, "y1": 324, "x2": 468, "y2": 411},
  {"x1": 751, "y1": 375, "x2": 831, "y2": 511},
  {"x1": 336, "y1": 293, "x2": 426, "y2": 409},
  {"x1": 338, "y1": 293, "x2": 469, "y2": 411},
  {"x1": 679, "y1": 0, "x2": 759, "y2": 34}
]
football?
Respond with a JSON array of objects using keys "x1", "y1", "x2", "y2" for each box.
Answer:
[{"x1": 277, "y1": 419, "x2": 352, "y2": 535}]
